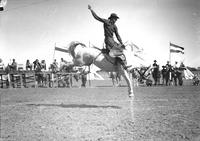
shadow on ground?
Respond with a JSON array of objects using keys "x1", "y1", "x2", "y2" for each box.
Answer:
[{"x1": 26, "y1": 103, "x2": 121, "y2": 109}]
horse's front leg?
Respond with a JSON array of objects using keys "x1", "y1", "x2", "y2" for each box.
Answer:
[{"x1": 118, "y1": 65, "x2": 134, "y2": 97}]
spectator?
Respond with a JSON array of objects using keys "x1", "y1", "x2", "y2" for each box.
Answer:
[
  {"x1": 165, "y1": 61, "x2": 173, "y2": 85},
  {"x1": 33, "y1": 59, "x2": 44, "y2": 86},
  {"x1": 9, "y1": 59, "x2": 17, "y2": 71},
  {"x1": 180, "y1": 62, "x2": 186, "y2": 70},
  {"x1": 166, "y1": 61, "x2": 170, "y2": 68},
  {"x1": 152, "y1": 60, "x2": 159, "y2": 85},
  {"x1": 77, "y1": 66, "x2": 89, "y2": 87},
  {"x1": 33, "y1": 59, "x2": 41, "y2": 72},
  {"x1": 53, "y1": 59, "x2": 58, "y2": 70},
  {"x1": 26, "y1": 59, "x2": 32, "y2": 70},
  {"x1": 0, "y1": 58, "x2": 5, "y2": 70},
  {"x1": 58, "y1": 58, "x2": 74, "y2": 87},
  {"x1": 193, "y1": 74, "x2": 200, "y2": 85},
  {"x1": 161, "y1": 65, "x2": 167, "y2": 85},
  {"x1": 173, "y1": 61, "x2": 179, "y2": 86},
  {"x1": 49, "y1": 59, "x2": 59, "y2": 73},
  {"x1": 173, "y1": 61, "x2": 179, "y2": 69},
  {"x1": 40, "y1": 60, "x2": 46, "y2": 71},
  {"x1": 60, "y1": 58, "x2": 66, "y2": 71}
]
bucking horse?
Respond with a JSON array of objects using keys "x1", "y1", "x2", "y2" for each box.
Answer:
[{"x1": 65, "y1": 41, "x2": 137, "y2": 97}]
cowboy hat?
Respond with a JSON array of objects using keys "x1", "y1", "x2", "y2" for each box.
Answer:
[{"x1": 108, "y1": 13, "x2": 119, "y2": 19}]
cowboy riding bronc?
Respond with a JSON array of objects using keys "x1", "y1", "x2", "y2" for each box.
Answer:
[{"x1": 88, "y1": 5, "x2": 130, "y2": 70}]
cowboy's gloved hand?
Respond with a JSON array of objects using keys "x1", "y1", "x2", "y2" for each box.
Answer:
[{"x1": 88, "y1": 5, "x2": 92, "y2": 10}]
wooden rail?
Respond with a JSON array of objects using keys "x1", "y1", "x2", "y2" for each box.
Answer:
[{"x1": 0, "y1": 70, "x2": 80, "y2": 88}]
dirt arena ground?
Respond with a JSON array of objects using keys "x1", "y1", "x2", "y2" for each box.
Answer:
[{"x1": 0, "y1": 80, "x2": 200, "y2": 141}]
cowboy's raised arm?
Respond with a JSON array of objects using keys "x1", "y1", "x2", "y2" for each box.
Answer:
[{"x1": 88, "y1": 5, "x2": 105, "y2": 23}]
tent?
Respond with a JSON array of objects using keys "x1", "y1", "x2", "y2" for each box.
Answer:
[{"x1": 86, "y1": 64, "x2": 104, "y2": 80}]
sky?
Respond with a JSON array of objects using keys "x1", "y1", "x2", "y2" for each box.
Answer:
[{"x1": 0, "y1": 0, "x2": 200, "y2": 68}]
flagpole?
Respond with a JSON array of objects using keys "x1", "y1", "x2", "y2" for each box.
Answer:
[
  {"x1": 89, "y1": 41, "x2": 90, "y2": 48},
  {"x1": 53, "y1": 42, "x2": 56, "y2": 61},
  {"x1": 169, "y1": 42, "x2": 171, "y2": 64},
  {"x1": 169, "y1": 42, "x2": 172, "y2": 81},
  {"x1": 88, "y1": 41, "x2": 91, "y2": 87}
]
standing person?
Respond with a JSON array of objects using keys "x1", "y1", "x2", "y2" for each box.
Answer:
[
  {"x1": 152, "y1": 60, "x2": 159, "y2": 85},
  {"x1": 165, "y1": 61, "x2": 173, "y2": 85},
  {"x1": 58, "y1": 58, "x2": 71, "y2": 87},
  {"x1": 161, "y1": 65, "x2": 167, "y2": 85},
  {"x1": 173, "y1": 61, "x2": 179, "y2": 86},
  {"x1": 9, "y1": 59, "x2": 17, "y2": 88},
  {"x1": 39, "y1": 60, "x2": 47, "y2": 86},
  {"x1": 88, "y1": 5, "x2": 130, "y2": 69}
]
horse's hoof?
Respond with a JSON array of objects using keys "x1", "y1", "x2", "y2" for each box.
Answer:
[{"x1": 129, "y1": 93, "x2": 134, "y2": 98}]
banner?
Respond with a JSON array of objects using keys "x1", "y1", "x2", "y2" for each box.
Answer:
[
  {"x1": 170, "y1": 42, "x2": 184, "y2": 54},
  {"x1": 55, "y1": 47, "x2": 69, "y2": 53}
]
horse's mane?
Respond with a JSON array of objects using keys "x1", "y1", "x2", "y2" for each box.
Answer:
[{"x1": 68, "y1": 41, "x2": 86, "y2": 58}]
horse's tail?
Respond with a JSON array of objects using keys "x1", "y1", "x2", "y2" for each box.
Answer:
[{"x1": 68, "y1": 41, "x2": 86, "y2": 58}]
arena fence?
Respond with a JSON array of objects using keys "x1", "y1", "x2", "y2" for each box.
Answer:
[{"x1": 0, "y1": 70, "x2": 81, "y2": 88}]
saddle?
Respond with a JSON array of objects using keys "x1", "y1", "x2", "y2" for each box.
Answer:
[
  {"x1": 101, "y1": 48, "x2": 126, "y2": 66},
  {"x1": 101, "y1": 48, "x2": 124, "y2": 58},
  {"x1": 101, "y1": 48, "x2": 110, "y2": 54}
]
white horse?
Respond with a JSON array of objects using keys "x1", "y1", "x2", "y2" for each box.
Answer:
[{"x1": 66, "y1": 41, "x2": 135, "y2": 97}]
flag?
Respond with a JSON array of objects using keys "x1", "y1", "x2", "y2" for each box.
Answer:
[
  {"x1": 170, "y1": 42, "x2": 184, "y2": 54},
  {"x1": 134, "y1": 54, "x2": 144, "y2": 61},
  {"x1": 130, "y1": 43, "x2": 143, "y2": 53},
  {"x1": 55, "y1": 47, "x2": 69, "y2": 53}
]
